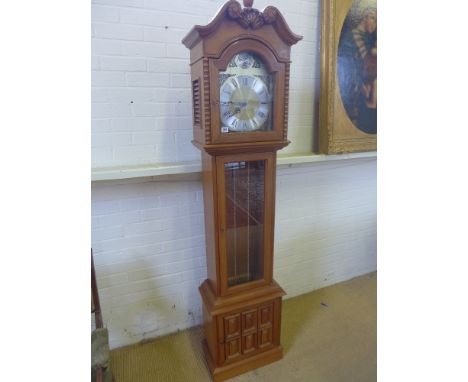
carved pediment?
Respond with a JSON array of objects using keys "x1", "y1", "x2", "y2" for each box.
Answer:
[
  {"x1": 226, "y1": 1, "x2": 278, "y2": 30},
  {"x1": 182, "y1": 0, "x2": 302, "y2": 49}
]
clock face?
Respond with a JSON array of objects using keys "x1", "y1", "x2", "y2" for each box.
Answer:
[
  {"x1": 220, "y1": 75, "x2": 269, "y2": 132},
  {"x1": 219, "y1": 52, "x2": 274, "y2": 133}
]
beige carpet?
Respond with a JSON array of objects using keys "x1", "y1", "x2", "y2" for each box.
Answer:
[{"x1": 110, "y1": 272, "x2": 376, "y2": 382}]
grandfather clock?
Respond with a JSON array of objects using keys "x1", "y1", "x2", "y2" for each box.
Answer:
[{"x1": 182, "y1": 1, "x2": 301, "y2": 380}]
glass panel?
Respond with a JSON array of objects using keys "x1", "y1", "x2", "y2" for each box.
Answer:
[
  {"x1": 219, "y1": 51, "x2": 274, "y2": 134},
  {"x1": 224, "y1": 160, "x2": 265, "y2": 287}
]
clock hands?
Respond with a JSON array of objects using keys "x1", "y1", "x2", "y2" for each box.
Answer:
[
  {"x1": 220, "y1": 101, "x2": 269, "y2": 106},
  {"x1": 221, "y1": 101, "x2": 247, "y2": 106}
]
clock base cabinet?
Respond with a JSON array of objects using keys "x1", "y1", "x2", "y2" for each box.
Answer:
[{"x1": 199, "y1": 279, "x2": 285, "y2": 382}]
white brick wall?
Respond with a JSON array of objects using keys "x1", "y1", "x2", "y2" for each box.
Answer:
[
  {"x1": 92, "y1": 180, "x2": 206, "y2": 347},
  {"x1": 274, "y1": 160, "x2": 377, "y2": 297},
  {"x1": 91, "y1": 0, "x2": 377, "y2": 349},
  {"x1": 91, "y1": 0, "x2": 320, "y2": 168}
]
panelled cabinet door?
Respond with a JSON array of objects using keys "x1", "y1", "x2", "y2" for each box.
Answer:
[
  {"x1": 224, "y1": 313, "x2": 241, "y2": 339},
  {"x1": 225, "y1": 337, "x2": 242, "y2": 360},
  {"x1": 258, "y1": 303, "x2": 274, "y2": 349},
  {"x1": 259, "y1": 304, "x2": 273, "y2": 327},
  {"x1": 242, "y1": 332, "x2": 257, "y2": 355},
  {"x1": 242, "y1": 309, "x2": 257, "y2": 333},
  {"x1": 219, "y1": 301, "x2": 276, "y2": 363},
  {"x1": 258, "y1": 327, "x2": 273, "y2": 348}
]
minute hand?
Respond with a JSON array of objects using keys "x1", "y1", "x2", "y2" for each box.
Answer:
[{"x1": 221, "y1": 101, "x2": 248, "y2": 107}]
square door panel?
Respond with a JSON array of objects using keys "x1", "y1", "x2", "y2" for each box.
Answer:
[
  {"x1": 242, "y1": 309, "x2": 257, "y2": 334},
  {"x1": 242, "y1": 333, "x2": 257, "y2": 355},
  {"x1": 259, "y1": 304, "x2": 273, "y2": 327},
  {"x1": 225, "y1": 337, "x2": 241, "y2": 360},
  {"x1": 258, "y1": 327, "x2": 273, "y2": 349},
  {"x1": 224, "y1": 314, "x2": 241, "y2": 339}
]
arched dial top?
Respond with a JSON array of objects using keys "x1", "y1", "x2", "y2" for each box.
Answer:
[{"x1": 219, "y1": 51, "x2": 274, "y2": 133}]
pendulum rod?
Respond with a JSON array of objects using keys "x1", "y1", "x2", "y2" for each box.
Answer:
[
  {"x1": 232, "y1": 166, "x2": 237, "y2": 281},
  {"x1": 247, "y1": 161, "x2": 250, "y2": 281}
]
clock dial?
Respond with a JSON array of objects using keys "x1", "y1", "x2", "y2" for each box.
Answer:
[
  {"x1": 219, "y1": 52, "x2": 274, "y2": 133},
  {"x1": 220, "y1": 75, "x2": 269, "y2": 132}
]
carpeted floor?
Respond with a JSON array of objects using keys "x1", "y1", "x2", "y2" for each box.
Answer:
[{"x1": 110, "y1": 272, "x2": 376, "y2": 382}]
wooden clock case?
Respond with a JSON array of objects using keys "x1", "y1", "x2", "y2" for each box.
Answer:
[{"x1": 183, "y1": 1, "x2": 301, "y2": 380}]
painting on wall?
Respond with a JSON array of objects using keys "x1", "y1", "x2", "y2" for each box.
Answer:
[{"x1": 319, "y1": 0, "x2": 377, "y2": 154}]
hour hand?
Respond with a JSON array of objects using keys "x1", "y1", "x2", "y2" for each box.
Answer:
[
  {"x1": 221, "y1": 102, "x2": 241, "y2": 109},
  {"x1": 232, "y1": 101, "x2": 248, "y2": 108},
  {"x1": 223, "y1": 107, "x2": 241, "y2": 119}
]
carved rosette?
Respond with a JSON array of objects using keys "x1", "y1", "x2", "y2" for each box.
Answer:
[{"x1": 227, "y1": 1, "x2": 278, "y2": 30}]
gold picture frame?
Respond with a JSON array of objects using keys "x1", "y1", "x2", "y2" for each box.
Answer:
[{"x1": 319, "y1": 0, "x2": 377, "y2": 154}]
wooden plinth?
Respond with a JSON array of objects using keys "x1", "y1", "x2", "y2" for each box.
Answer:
[{"x1": 199, "y1": 280, "x2": 285, "y2": 381}]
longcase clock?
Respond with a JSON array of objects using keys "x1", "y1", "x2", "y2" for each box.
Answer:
[{"x1": 182, "y1": 1, "x2": 301, "y2": 380}]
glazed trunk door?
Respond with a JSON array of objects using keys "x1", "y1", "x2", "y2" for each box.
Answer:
[{"x1": 216, "y1": 152, "x2": 275, "y2": 296}]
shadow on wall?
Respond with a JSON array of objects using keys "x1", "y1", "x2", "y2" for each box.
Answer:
[
  {"x1": 100, "y1": 254, "x2": 205, "y2": 349},
  {"x1": 312, "y1": 95, "x2": 320, "y2": 153},
  {"x1": 312, "y1": 16, "x2": 321, "y2": 154}
]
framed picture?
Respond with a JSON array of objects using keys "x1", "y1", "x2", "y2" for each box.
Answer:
[{"x1": 319, "y1": 0, "x2": 377, "y2": 154}]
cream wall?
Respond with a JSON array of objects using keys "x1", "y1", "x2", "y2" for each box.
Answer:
[{"x1": 91, "y1": 0, "x2": 377, "y2": 349}]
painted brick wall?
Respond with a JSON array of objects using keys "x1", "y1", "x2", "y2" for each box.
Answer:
[
  {"x1": 91, "y1": 0, "x2": 319, "y2": 168},
  {"x1": 91, "y1": 180, "x2": 207, "y2": 347},
  {"x1": 274, "y1": 160, "x2": 377, "y2": 297},
  {"x1": 91, "y1": 0, "x2": 377, "y2": 349}
]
